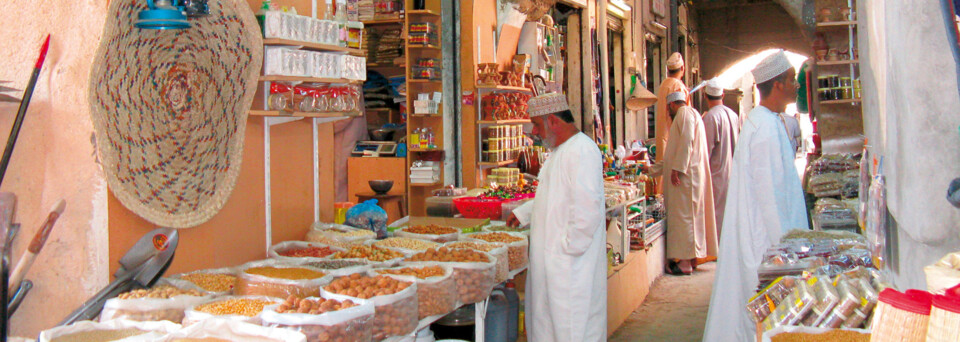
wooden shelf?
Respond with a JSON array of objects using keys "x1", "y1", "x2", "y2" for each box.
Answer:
[
  {"x1": 366, "y1": 108, "x2": 393, "y2": 112},
  {"x1": 476, "y1": 85, "x2": 533, "y2": 93},
  {"x1": 820, "y1": 98, "x2": 862, "y2": 105},
  {"x1": 260, "y1": 75, "x2": 361, "y2": 84},
  {"x1": 368, "y1": 63, "x2": 403, "y2": 68},
  {"x1": 478, "y1": 119, "x2": 531, "y2": 125},
  {"x1": 362, "y1": 19, "x2": 403, "y2": 25},
  {"x1": 249, "y1": 110, "x2": 362, "y2": 118},
  {"x1": 408, "y1": 79, "x2": 441, "y2": 83},
  {"x1": 411, "y1": 113, "x2": 442, "y2": 117},
  {"x1": 262, "y1": 38, "x2": 364, "y2": 55},
  {"x1": 816, "y1": 21, "x2": 857, "y2": 27},
  {"x1": 409, "y1": 44, "x2": 441, "y2": 50},
  {"x1": 817, "y1": 60, "x2": 859, "y2": 66},
  {"x1": 479, "y1": 159, "x2": 518, "y2": 167},
  {"x1": 410, "y1": 181, "x2": 442, "y2": 187},
  {"x1": 407, "y1": 10, "x2": 441, "y2": 16},
  {"x1": 409, "y1": 148, "x2": 443, "y2": 152}
]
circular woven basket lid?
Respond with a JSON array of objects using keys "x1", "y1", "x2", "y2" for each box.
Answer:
[{"x1": 90, "y1": 0, "x2": 263, "y2": 228}]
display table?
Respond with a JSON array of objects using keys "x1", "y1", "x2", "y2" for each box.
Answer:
[{"x1": 606, "y1": 231, "x2": 665, "y2": 337}]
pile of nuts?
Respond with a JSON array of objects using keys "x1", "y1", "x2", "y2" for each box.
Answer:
[
  {"x1": 323, "y1": 273, "x2": 418, "y2": 340},
  {"x1": 117, "y1": 285, "x2": 205, "y2": 300},
  {"x1": 470, "y1": 232, "x2": 524, "y2": 244},
  {"x1": 377, "y1": 266, "x2": 446, "y2": 279},
  {"x1": 194, "y1": 298, "x2": 276, "y2": 317},
  {"x1": 278, "y1": 245, "x2": 338, "y2": 258},
  {"x1": 331, "y1": 245, "x2": 403, "y2": 262},
  {"x1": 468, "y1": 233, "x2": 528, "y2": 271},
  {"x1": 402, "y1": 225, "x2": 459, "y2": 235},
  {"x1": 181, "y1": 273, "x2": 237, "y2": 293},
  {"x1": 304, "y1": 234, "x2": 357, "y2": 249},
  {"x1": 275, "y1": 295, "x2": 358, "y2": 314},
  {"x1": 378, "y1": 266, "x2": 457, "y2": 319},
  {"x1": 302, "y1": 259, "x2": 367, "y2": 270},
  {"x1": 446, "y1": 241, "x2": 500, "y2": 252},
  {"x1": 245, "y1": 267, "x2": 325, "y2": 280},
  {"x1": 323, "y1": 273, "x2": 411, "y2": 299},
  {"x1": 447, "y1": 242, "x2": 509, "y2": 283},
  {"x1": 407, "y1": 247, "x2": 490, "y2": 263},
  {"x1": 374, "y1": 237, "x2": 439, "y2": 251}
]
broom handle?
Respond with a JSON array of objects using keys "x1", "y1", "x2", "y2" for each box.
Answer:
[{"x1": 0, "y1": 35, "x2": 49, "y2": 188}]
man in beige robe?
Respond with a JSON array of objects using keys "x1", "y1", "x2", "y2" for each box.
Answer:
[
  {"x1": 654, "y1": 52, "x2": 690, "y2": 193},
  {"x1": 647, "y1": 92, "x2": 718, "y2": 275},
  {"x1": 702, "y1": 79, "x2": 740, "y2": 237}
]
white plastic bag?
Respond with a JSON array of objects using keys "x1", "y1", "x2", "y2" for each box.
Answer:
[
  {"x1": 925, "y1": 252, "x2": 960, "y2": 293},
  {"x1": 163, "y1": 267, "x2": 240, "y2": 295},
  {"x1": 158, "y1": 319, "x2": 307, "y2": 342},
  {"x1": 235, "y1": 259, "x2": 332, "y2": 298},
  {"x1": 182, "y1": 295, "x2": 282, "y2": 326},
  {"x1": 461, "y1": 231, "x2": 529, "y2": 271},
  {"x1": 39, "y1": 319, "x2": 181, "y2": 342},
  {"x1": 444, "y1": 241, "x2": 510, "y2": 284},
  {"x1": 321, "y1": 273, "x2": 419, "y2": 340},
  {"x1": 100, "y1": 288, "x2": 212, "y2": 324},
  {"x1": 373, "y1": 262, "x2": 459, "y2": 320},
  {"x1": 268, "y1": 240, "x2": 346, "y2": 261},
  {"x1": 259, "y1": 293, "x2": 375, "y2": 342}
]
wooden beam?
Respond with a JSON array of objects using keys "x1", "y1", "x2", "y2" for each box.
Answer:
[
  {"x1": 567, "y1": 14, "x2": 583, "y2": 131},
  {"x1": 613, "y1": 33, "x2": 625, "y2": 146},
  {"x1": 581, "y1": 4, "x2": 595, "y2": 139}
]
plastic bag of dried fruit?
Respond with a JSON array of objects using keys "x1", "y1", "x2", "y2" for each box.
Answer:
[
  {"x1": 259, "y1": 293, "x2": 375, "y2": 342},
  {"x1": 157, "y1": 318, "x2": 306, "y2": 342},
  {"x1": 320, "y1": 273, "x2": 419, "y2": 340},
  {"x1": 161, "y1": 267, "x2": 240, "y2": 296},
  {"x1": 444, "y1": 241, "x2": 510, "y2": 284},
  {"x1": 182, "y1": 295, "x2": 283, "y2": 326},
  {"x1": 305, "y1": 222, "x2": 376, "y2": 248},
  {"x1": 372, "y1": 263, "x2": 459, "y2": 320},
  {"x1": 39, "y1": 319, "x2": 181, "y2": 342},
  {"x1": 395, "y1": 224, "x2": 461, "y2": 243},
  {"x1": 99, "y1": 285, "x2": 214, "y2": 324},
  {"x1": 235, "y1": 259, "x2": 332, "y2": 299},
  {"x1": 461, "y1": 231, "x2": 529, "y2": 272},
  {"x1": 268, "y1": 241, "x2": 346, "y2": 261}
]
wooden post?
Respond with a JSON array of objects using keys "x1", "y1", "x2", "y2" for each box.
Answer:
[{"x1": 567, "y1": 14, "x2": 583, "y2": 131}]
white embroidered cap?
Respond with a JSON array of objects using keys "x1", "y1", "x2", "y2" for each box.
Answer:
[
  {"x1": 527, "y1": 93, "x2": 570, "y2": 117},
  {"x1": 666, "y1": 91, "x2": 686, "y2": 104},
  {"x1": 705, "y1": 78, "x2": 724, "y2": 97},
  {"x1": 752, "y1": 50, "x2": 793, "y2": 84},
  {"x1": 667, "y1": 52, "x2": 684, "y2": 71}
]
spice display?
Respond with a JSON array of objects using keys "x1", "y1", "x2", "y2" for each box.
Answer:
[
  {"x1": 465, "y1": 232, "x2": 529, "y2": 271},
  {"x1": 770, "y1": 330, "x2": 870, "y2": 342},
  {"x1": 324, "y1": 273, "x2": 418, "y2": 340},
  {"x1": 181, "y1": 273, "x2": 237, "y2": 293},
  {"x1": 194, "y1": 298, "x2": 275, "y2": 317},
  {"x1": 376, "y1": 265, "x2": 458, "y2": 319},
  {"x1": 407, "y1": 247, "x2": 490, "y2": 263},
  {"x1": 303, "y1": 233, "x2": 358, "y2": 249},
  {"x1": 236, "y1": 263, "x2": 328, "y2": 298},
  {"x1": 277, "y1": 245, "x2": 339, "y2": 258},
  {"x1": 446, "y1": 241, "x2": 510, "y2": 283},
  {"x1": 332, "y1": 245, "x2": 404, "y2": 263},
  {"x1": 261, "y1": 295, "x2": 374, "y2": 342},
  {"x1": 484, "y1": 225, "x2": 530, "y2": 234},
  {"x1": 481, "y1": 184, "x2": 536, "y2": 200},
  {"x1": 117, "y1": 286, "x2": 204, "y2": 300},
  {"x1": 320, "y1": 227, "x2": 377, "y2": 238},
  {"x1": 245, "y1": 267, "x2": 325, "y2": 280},
  {"x1": 469, "y1": 232, "x2": 524, "y2": 244},
  {"x1": 407, "y1": 247, "x2": 496, "y2": 304},
  {"x1": 301, "y1": 259, "x2": 368, "y2": 270},
  {"x1": 49, "y1": 329, "x2": 146, "y2": 342},
  {"x1": 324, "y1": 273, "x2": 411, "y2": 299},
  {"x1": 396, "y1": 225, "x2": 461, "y2": 243},
  {"x1": 373, "y1": 237, "x2": 440, "y2": 251},
  {"x1": 402, "y1": 225, "x2": 458, "y2": 235}
]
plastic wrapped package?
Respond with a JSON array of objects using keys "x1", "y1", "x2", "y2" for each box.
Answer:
[
  {"x1": 828, "y1": 249, "x2": 874, "y2": 269},
  {"x1": 259, "y1": 294, "x2": 375, "y2": 342},
  {"x1": 747, "y1": 277, "x2": 800, "y2": 323},
  {"x1": 819, "y1": 277, "x2": 862, "y2": 328},
  {"x1": 182, "y1": 296, "x2": 281, "y2": 326},
  {"x1": 99, "y1": 286, "x2": 211, "y2": 324},
  {"x1": 157, "y1": 319, "x2": 306, "y2": 342},
  {"x1": 841, "y1": 278, "x2": 879, "y2": 328},
  {"x1": 758, "y1": 257, "x2": 826, "y2": 284},
  {"x1": 445, "y1": 241, "x2": 510, "y2": 283},
  {"x1": 462, "y1": 232, "x2": 529, "y2": 271},
  {"x1": 164, "y1": 267, "x2": 239, "y2": 295},
  {"x1": 306, "y1": 222, "x2": 376, "y2": 247},
  {"x1": 373, "y1": 263, "x2": 458, "y2": 320},
  {"x1": 39, "y1": 319, "x2": 181, "y2": 342},
  {"x1": 330, "y1": 245, "x2": 405, "y2": 268},
  {"x1": 801, "y1": 277, "x2": 840, "y2": 327},
  {"x1": 268, "y1": 241, "x2": 346, "y2": 261},
  {"x1": 321, "y1": 273, "x2": 418, "y2": 340},
  {"x1": 760, "y1": 281, "x2": 816, "y2": 330},
  {"x1": 344, "y1": 200, "x2": 389, "y2": 238},
  {"x1": 235, "y1": 260, "x2": 330, "y2": 298},
  {"x1": 395, "y1": 225, "x2": 460, "y2": 243},
  {"x1": 866, "y1": 171, "x2": 887, "y2": 269}
]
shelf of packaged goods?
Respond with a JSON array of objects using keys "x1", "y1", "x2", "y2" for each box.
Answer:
[
  {"x1": 476, "y1": 85, "x2": 533, "y2": 93},
  {"x1": 479, "y1": 159, "x2": 518, "y2": 167},
  {"x1": 817, "y1": 60, "x2": 859, "y2": 66},
  {"x1": 477, "y1": 119, "x2": 531, "y2": 125},
  {"x1": 407, "y1": 10, "x2": 441, "y2": 16},
  {"x1": 816, "y1": 21, "x2": 857, "y2": 28},
  {"x1": 249, "y1": 110, "x2": 362, "y2": 118},
  {"x1": 410, "y1": 181, "x2": 443, "y2": 187},
  {"x1": 262, "y1": 38, "x2": 364, "y2": 55},
  {"x1": 408, "y1": 44, "x2": 441, "y2": 50},
  {"x1": 362, "y1": 19, "x2": 403, "y2": 25},
  {"x1": 820, "y1": 98, "x2": 862, "y2": 105},
  {"x1": 259, "y1": 75, "x2": 362, "y2": 84}
]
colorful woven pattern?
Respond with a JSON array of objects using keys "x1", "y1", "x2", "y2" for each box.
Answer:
[{"x1": 90, "y1": 0, "x2": 263, "y2": 228}]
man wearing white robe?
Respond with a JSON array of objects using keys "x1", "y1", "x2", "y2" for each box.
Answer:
[
  {"x1": 702, "y1": 79, "x2": 740, "y2": 237},
  {"x1": 703, "y1": 50, "x2": 810, "y2": 342},
  {"x1": 647, "y1": 92, "x2": 719, "y2": 275},
  {"x1": 507, "y1": 93, "x2": 606, "y2": 342}
]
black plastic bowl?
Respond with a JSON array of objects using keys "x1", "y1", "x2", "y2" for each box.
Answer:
[{"x1": 369, "y1": 180, "x2": 394, "y2": 194}]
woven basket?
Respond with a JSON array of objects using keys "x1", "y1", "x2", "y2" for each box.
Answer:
[
  {"x1": 89, "y1": 0, "x2": 263, "y2": 228},
  {"x1": 870, "y1": 289, "x2": 931, "y2": 342},
  {"x1": 926, "y1": 294, "x2": 960, "y2": 342}
]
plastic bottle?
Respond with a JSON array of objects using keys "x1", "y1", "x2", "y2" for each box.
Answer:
[
  {"x1": 504, "y1": 281, "x2": 520, "y2": 342},
  {"x1": 484, "y1": 289, "x2": 509, "y2": 342},
  {"x1": 427, "y1": 128, "x2": 436, "y2": 148},
  {"x1": 335, "y1": 1, "x2": 348, "y2": 47},
  {"x1": 410, "y1": 129, "x2": 420, "y2": 148},
  {"x1": 256, "y1": 0, "x2": 271, "y2": 36}
]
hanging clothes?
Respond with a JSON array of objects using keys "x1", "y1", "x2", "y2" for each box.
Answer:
[
  {"x1": 513, "y1": 132, "x2": 607, "y2": 342},
  {"x1": 702, "y1": 105, "x2": 809, "y2": 342}
]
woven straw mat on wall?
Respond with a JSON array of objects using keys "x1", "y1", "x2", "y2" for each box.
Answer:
[{"x1": 89, "y1": 0, "x2": 263, "y2": 228}]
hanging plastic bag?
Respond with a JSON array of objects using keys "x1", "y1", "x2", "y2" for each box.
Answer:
[
  {"x1": 345, "y1": 200, "x2": 389, "y2": 238},
  {"x1": 866, "y1": 160, "x2": 887, "y2": 270}
]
